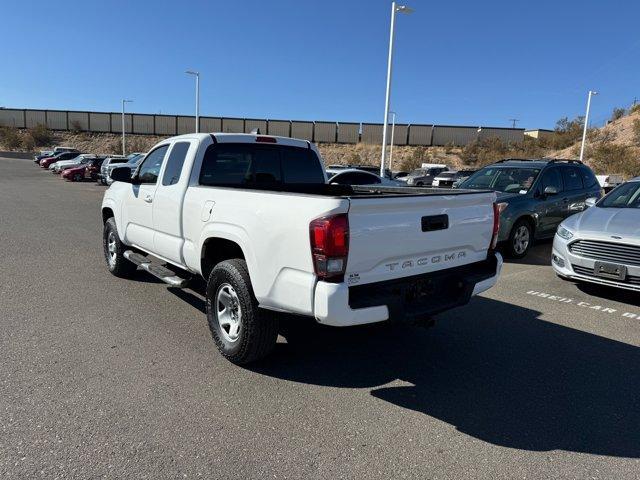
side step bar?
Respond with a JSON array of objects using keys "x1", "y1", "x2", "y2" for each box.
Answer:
[{"x1": 124, "y1": 250, "x2": 190, "y2": 288}]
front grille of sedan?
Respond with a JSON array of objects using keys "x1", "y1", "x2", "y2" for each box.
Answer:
[{"x1": 568, "y1": 240, "x2": 640, "y2": 267}]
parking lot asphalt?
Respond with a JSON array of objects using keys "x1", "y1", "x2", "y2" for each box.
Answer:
[{"x1": 1, "y1": 156, "x2": 640, "y2": 479}]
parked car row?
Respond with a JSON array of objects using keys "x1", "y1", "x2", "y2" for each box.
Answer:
[{"x1": 33, "y1": 149, "x2": 146, "y2": 184}]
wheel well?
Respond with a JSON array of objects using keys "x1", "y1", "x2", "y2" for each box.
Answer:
[
  {"x1": 201, "y1": 238, "x2": 245, "y2": 279},
  {"x1": 102, "y1": 208, "x2": 114, "y2": 224},
  {"x1": 513, "y1": 215, "x2": 536, "y2": 236}
]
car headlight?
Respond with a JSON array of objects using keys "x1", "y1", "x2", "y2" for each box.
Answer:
[{"x1": 557, "y1": 225, "x2": 574, "y2": 240}]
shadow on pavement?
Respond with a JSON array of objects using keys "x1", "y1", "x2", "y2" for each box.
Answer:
[
  {"x1": 502, "y1": 239, "x2": 552, "y2": 267},
  {"x1": 576, "y1": 282, "x2": 640, "y2": 308},
  {"x1": 250, "y1": 296, "x2": 640, "y2": 458}
]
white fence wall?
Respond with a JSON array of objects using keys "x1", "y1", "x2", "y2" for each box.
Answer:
[
  {"x1": 267, "y1": 120, "x2": 290, "y2": 137},
  {"x1": 337, "y1": 123, "x2": 359, "y2": 143},
  {"x1": 2, "y1": 108, "x2": 525, "y2": 147},
  {"x1": 314, "y1": 122, "x2": 337, "y2": 143},
  {"x1": 0, "y1": 109, "x2": 25, "y2": 128},
  {"x1": 89, "y1": 112, "x2": 110, "y2": 132},
  {"x1": 291, "y1": 121, "x2": 313, "y2": 141},
  {"x1": 46, "y1": 111, "x2": 67, "y2": 130}
]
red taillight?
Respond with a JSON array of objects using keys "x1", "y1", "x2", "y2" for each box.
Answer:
[
  {"x1": 310, "y1": 214, "x2": 349, "y2": 282},
  {"x1": 256, "y1": 136, "x2": 277, "y2": 143},
  {"x1": 491, "y1": 202, "x2": 507, "y2": 250}
]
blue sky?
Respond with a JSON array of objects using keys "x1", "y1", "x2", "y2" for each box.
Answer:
[{"x1": 1, "y1": 0, "x2": 638, "y2": 129}]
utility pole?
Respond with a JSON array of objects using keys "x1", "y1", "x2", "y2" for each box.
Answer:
[
  {"x1": 509, "y1": 118, "x2": 519, "y2": 128},
  {"x1": 379, "y1": 2, "x2": 413, "y2": 177},
  {"x1": 121, "y1": 99, "x2": 133, "y2": 156},
  {"x1": 579, "y1": 90, "x2": 597, "y2": 162},
  {"x1": 185, "y1": 70, "x2": 200, "y2": 133},
  {"x1": 388, "y1": 111, "x2": 396, "y2": 173}
]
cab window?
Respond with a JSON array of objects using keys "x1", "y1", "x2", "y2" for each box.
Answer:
[
  {"x1": 162, "y1": 142, "x2": 190, "y2": 186},
  {"x1": 137, "y1": 145, "x2": 169, "y2": 184}
]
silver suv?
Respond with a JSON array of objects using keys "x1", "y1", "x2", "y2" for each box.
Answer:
[{"x1": 98, "y1": 156, "x2": 128, "y2": 185}]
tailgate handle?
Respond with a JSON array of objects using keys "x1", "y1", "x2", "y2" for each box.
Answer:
[{"x1": 421, "y1": 214, "x2": 449, "y2": 232}]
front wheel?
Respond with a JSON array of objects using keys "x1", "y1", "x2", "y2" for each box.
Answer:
[
  {"x1": 206, "y1": 259, "x2": 278, "y2": 365},
  {"x1": 103, "y1": 218, "x2": 137, "y2": 278},
  {"x1": 73, "y1": 173, "x2": 82, "y2": 182},
  {"x1": 507, "y1": 219, "x2": 532, "y2": 258}
]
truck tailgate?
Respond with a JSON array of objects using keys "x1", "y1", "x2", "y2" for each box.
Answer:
[{"x1": 345, "y1": 191, "x2": 496, "y2": 286}]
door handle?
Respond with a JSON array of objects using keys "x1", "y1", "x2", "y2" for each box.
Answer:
[{"x1": 144, "y1": 195, "x2": 153, "y2": 203}]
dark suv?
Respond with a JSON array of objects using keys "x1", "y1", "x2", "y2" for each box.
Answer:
[{"x1": 458, "y1": 159, "x2": 602, "y2": 258}]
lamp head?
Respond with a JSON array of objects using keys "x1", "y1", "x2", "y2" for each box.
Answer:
[{"x1": 396, "y1": 5, "x2": 414, "y2": 14}]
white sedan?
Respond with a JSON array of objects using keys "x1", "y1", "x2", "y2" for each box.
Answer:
[
  {"x1": 327, "y1": 168, "x2": 405, "y2": 187},
  {"x1": 50, "y1": 154, "x2": 94, "y2": 173},
  {"x1": 552, "y1": 177, "x2": 640, "y2": 292}
]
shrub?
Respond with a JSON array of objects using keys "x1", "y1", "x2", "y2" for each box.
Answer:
[
  {"x1": 21, "y1": 134, "x2": 35, "y2": 151},
  {"x1": 460, "y1": 136, "x2": 511, "y2": 166},
  {"x1": 549, "y1": 116, "x2": 584, "y2": 150},
  {"x1": 629, "y1": 104, "x2": 640, "y2": 115},
  {"x1": 610, "y1": 107, "x2": 626, "y2": 122},
  {"x1": 589, "y1": 143, "x2": 636, "y2": 177},
  {"x1": 632, "y1": 119, "x2": 640, "y2": 146},
  {"x1": 0, "y1": 127, "x2": 22, "y2": 150},
  {"x1": 70, "y1": 120, "x2": 83, "y2": 133},
  {"x1": 444, "y1": 141, "x2": 455, "y2": 154},
  {"x1": 27, "y1": 124, "x2": 54, "y2": 146},
  {"x1": 411, "y1": 146, "x2": 427, "y2": 163},
  {"x1": 107, "y1": 137, "x2": 122, "y2": 155}
]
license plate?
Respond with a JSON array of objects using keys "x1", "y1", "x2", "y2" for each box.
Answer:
[{"x1": 594, "y1": 261, "x2": 627, "y2": 281}]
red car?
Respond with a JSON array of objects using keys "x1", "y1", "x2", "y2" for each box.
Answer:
[{"x1": 61, "y1": 165, "x2": 86, "y2": 182}]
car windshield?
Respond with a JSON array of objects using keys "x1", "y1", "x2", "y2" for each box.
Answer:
[
  {"x1": 599, "y1": 182, "x2": 640, "y2": 208},
  {"x1": 459, "y1": 166, "x2": 541, "y2": 193}
]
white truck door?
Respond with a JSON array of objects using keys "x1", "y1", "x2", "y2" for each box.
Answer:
[
  {"x1": 123, "y1": 144, "x2": 169, "y2": 252},
  {"x1": 151, "y1": 140, "x2": 196, "y2": 264}
]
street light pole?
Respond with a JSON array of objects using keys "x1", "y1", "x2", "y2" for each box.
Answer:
[
  {"x1": 379, "y1": 2, "x2": 413, "y2": 177},
  {"x1": 388, "y1": 111, "x2": 397, "y2": 172},
  {"x1": 579, "y1": 90, "x2": 597, "y2": 162},
  {"x1": 185, "y1": 70, "x2": 200, "y2": 133},
  {"x1": 121, "y1": 99, "x2": 133, "y2": 156}
]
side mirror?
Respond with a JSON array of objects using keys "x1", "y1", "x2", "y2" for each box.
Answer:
[
  {"x1": 110, "y1": 166, "x2": 133, "y2": 184},
  {"x1": 544, "y1": 186, "x2": 558, "y2": 196},
  {"x1": 585, "y1": 197, "x2": 597, "y2": 208}
]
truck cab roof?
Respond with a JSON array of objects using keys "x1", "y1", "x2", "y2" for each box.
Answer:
[{"x1": 172, "y1": 132, "x2": 312, "y2": 150}]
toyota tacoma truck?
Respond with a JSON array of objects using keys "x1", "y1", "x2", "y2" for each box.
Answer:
[{"x1": 101, "y1": 133, "x2": 503, "y2": 364}]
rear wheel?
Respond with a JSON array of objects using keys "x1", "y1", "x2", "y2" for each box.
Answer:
[
  {"x1": 507, "y1": 219, "x2": 532, "y2": 258},
  {"x1": 206, "y1": 259, "x2": 278, "y2": 365},
  {"x1": 73, "y1": 173, "x2": 82, "y2": 182},
  {"x1": 103, "y1": 218, "x2": 137, "y2": 278}
]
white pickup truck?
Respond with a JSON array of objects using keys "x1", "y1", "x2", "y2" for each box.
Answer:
[{"x1": 102, "y1": 133, "x2": 503, "y2": 364}]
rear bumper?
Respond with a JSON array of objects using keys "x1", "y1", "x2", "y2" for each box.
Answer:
[{"x1": 314, "y1": 252, "x2": 502, "y2": 327}]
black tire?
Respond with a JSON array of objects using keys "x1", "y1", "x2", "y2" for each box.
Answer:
[
  {"x1": 73, "y1": 173, "x2": 82, "y2": 182},
  {"x1": 206, "y1": 259, "x2": 278, "y2": 365},
  {"x1": 103, "y1": 217, "x2": 137, "y2": 278},
  {"x1": 416, "y1": 182, "x2": 424, "y2": 187},
  {"x1": 506, "y1": 219, "x2": 533, "y2": 259}
]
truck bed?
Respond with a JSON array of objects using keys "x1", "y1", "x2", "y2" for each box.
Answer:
[{"x1": 193, "y1": 182, "x2": 492, "y2": 198}]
